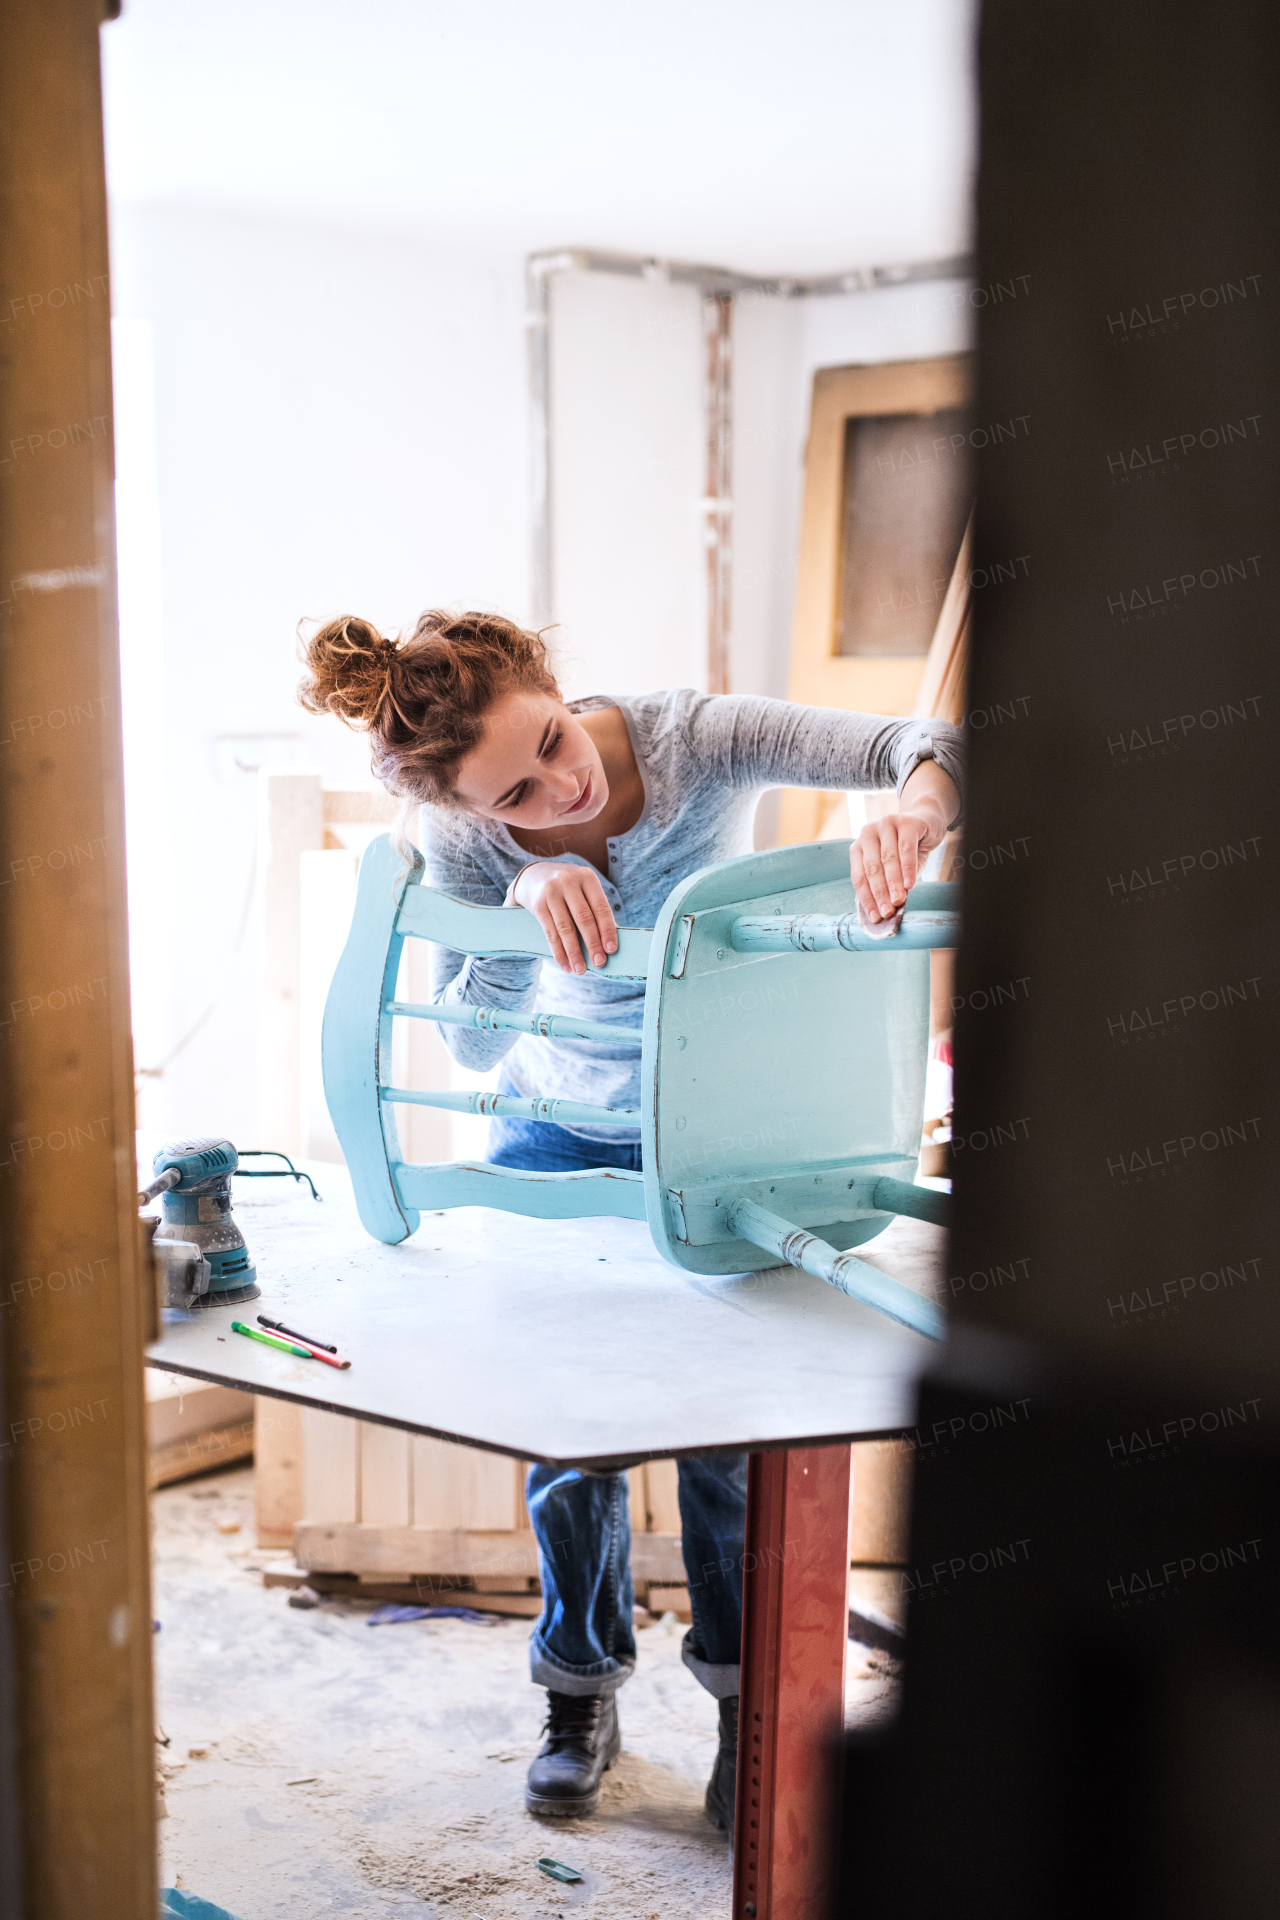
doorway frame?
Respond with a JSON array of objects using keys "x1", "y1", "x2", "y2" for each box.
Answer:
[{"x1": 778, "y1": 353, "x2": 974, "y2": 846}]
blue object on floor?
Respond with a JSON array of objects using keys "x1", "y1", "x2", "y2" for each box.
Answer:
[
  {"x1": 366, "y1": 1602, "x2": 494, "y2": 1625},
  {"x1": 160, "y1": 1891, "x2": 245, "y2": 1920},
  {"x1": 536, "y1": 1856, "x2": 584, "y2": 1884}
]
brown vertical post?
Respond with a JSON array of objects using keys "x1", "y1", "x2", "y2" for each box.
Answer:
[
  {"x1": 703, "y1": 291, "x2": 733, "y2": 695},
  {"x1": 0, "y1": 2, "x2": 157, "y2": 1915},
  {"x1": 734, "y1": 1446, "x2": 853, "y2": 1920}
]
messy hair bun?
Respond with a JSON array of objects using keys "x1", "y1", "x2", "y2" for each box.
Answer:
[{"x1": 297, "y1": 608, "x2": 560, "y2": 807}]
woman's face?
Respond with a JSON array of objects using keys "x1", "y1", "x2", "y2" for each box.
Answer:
[{"x1": 452, "y1": 687, "x2": 608, "y2": 835}]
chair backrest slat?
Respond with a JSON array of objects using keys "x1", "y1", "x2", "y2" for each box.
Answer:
[{"x1": 394, "y1": 882, "x2": 652, "y2": 978}]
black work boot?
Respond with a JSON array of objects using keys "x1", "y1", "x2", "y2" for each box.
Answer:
[
  {"x1": 525, "y1": 1690, "x2": 622, "y2": 1818},
  {"x1": 704, "y1": 1694, "x2": 739, "y2": 1845}
]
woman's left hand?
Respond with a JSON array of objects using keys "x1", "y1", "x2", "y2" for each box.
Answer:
[
  {"x1": 850, "y1": 813, "x2": 939, "y2": 924},
  {"x1": 850, "y1": 763, "x2": 959, "y2": 925}
]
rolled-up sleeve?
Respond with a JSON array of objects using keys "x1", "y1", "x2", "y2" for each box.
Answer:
[{"x1": 888, "y1": 719, "x2": 965, "y2": 825}]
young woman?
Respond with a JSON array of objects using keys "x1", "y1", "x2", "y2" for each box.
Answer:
[{"x1": 299, "y1": 608, "x2": 963, "y2": 1834}]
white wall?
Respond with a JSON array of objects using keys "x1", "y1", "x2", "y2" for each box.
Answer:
[
  {"x1": 550, "y1": 270, "x2": 706, "y2": 700},
  {"x1": 550, "y1": 271, "x2": 977, "y2": 708},
  {"x1": 111, "y1": 200, "x2": 975, "y2": 1152},
  {"x1": 110, "y1": 205, "x2": 529, "y2": 1145},
  {"x1": 730, "y1": 292, "x2": 808, "y2": 701}
]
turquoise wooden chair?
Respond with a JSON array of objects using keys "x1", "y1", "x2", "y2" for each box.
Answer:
[{"x1": 323, "y1": 835, "x2": 959, "y2": 1339}]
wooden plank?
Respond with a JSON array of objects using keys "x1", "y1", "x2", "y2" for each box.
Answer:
[
  {"x1": 294, "y1": 1521, "x2": 687, "y2": 1584},
  {"x1": 627, "y1": 1464, "x2": 646, "y2": 1526},
  {"x1": 148, "y1": 1422, "x2": 255, "y2": 1491},
  {"x1": 409, "y1": 1435, "x2": 460, "y2": 1528},
  {"x1": 256, "y1": 769, "x2": 324, "y2": 1154},
  {"x1": 143, "y1": 1380, "x2": 236, "y2": 1455},
  {"x1": 913, "y1": 521, "x2": 972, "y2": 1056},
  {"x1": 412, "y1": 1433, "x2": 506, "y2": 1531},
  {"x1": 469, "y1": 1450, "x2": 520, "y2": 1530},
  {"x1": 912, "y1": 512, "x2": 974, "y2": 727},
  {"x1": 441, "y1": 1591, "x2": 541, "y2": 1617},
  {"x1": 355, "y1": 1580, "x2": 542, "y2": 1617},
  {"x1": 357, "y1": 1419, "x2": 411, "y2": 1527},
  {"x1": 265, "y1": 1570, "x2": 544, "y2": 1617},
  {"x1": 646, "y1": 1583, "x2": 692, "y2": 1622},
  {"x1": 644, "y1": 1458, "x2": 683, "y2": 1533},
  {"x1": 145, "y1": 1373, "x2": 254, "y2": 1451},
  {"x1": 849, "y1": 1439, "x2": 913, "y2": 1565},
  {"x1": 300, "y1": 1408, "x2": 360, "y2": 1523},
  {"x1": 620, "y1": 1530, "x2": 693, "y2": 1581},
  {"x1": 411, "y1": 1434, "x2": 520, "y2": 1532},
  {"x1": 627, "y1": 1463, "x2": 650, "y2": 1600},
  {"x1": 298, "y1": 1524, "x2": 540, "y2": 1579},
  {"x1": 0, "y1": 3, "x2": 158, "y2": 1905},
  {"x1": 299, "y1": 848, "x2": 359, "y2": 1161},
  {"x1": 254, "y1": 1398, "x2": 305, "y2": 1548}
]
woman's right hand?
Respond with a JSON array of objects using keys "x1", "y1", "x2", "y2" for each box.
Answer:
[{"x1": 512, "y1": 862, "x2": 619, "y2": 975}]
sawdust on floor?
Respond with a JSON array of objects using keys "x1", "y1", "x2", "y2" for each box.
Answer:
[{"x1": 154, "y1": 1464, "x2": 900, "y2": 1918}]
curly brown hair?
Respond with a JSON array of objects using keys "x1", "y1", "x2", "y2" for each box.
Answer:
[{"x1": 297, "y1": 608, "x2": 560, "y2": 808}]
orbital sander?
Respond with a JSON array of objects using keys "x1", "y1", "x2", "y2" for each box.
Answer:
[{"x1": 141, "y1": 1137, "x2": 259, "y2": 1308}]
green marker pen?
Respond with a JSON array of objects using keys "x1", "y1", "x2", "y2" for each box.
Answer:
[{"x1": 231, "y1": 1320, "x2": 311, "y2": 1358}]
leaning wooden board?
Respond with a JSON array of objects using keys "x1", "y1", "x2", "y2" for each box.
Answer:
[{"x1": 146, "y1": 1163, "x2": 943, "y2": 1469}]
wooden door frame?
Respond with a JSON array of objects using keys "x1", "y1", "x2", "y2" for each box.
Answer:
[
  {"x1": 778, "y1": 353, "x2": 974, "y2": 846},
  {"x1": 0, "y1": 3, "x2": 157, "y2": 1913}
]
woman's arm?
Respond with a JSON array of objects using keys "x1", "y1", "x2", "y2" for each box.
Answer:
[
  {"x1": 419, "y1": 818, "x2": 541, "y2": 1069},
  {"x1": 680, "y1": 691, "x2": 964, "y2": 927},
  {"x1": 682, "y1": 692, "x2": 964, "y2": 807}
]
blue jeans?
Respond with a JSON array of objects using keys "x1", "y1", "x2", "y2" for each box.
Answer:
[{"x1": 488, "y1": 1097, "x2": 747, "y2": 1700}]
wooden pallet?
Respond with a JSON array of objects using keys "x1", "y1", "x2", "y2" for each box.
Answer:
[
  {"x1": 256, "y1": 1400, "x2": 909, "y2": 1628},
  {"x1": 256, "y1": 1400, "x2": 690, "y2": 1596}
]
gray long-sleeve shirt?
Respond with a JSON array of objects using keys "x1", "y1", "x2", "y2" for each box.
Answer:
[{"x1": 419, "y1": 689, "x2": 964, "y2": 1142}]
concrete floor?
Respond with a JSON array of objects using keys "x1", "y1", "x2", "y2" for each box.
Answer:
[{"x1": 154, "y1": 1465, "x2": 900, "y2": 1919}]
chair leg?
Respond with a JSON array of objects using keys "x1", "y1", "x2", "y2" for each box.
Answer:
[{"x1": 727, "y1": 1199, "x2": 944, "y2": 1339}]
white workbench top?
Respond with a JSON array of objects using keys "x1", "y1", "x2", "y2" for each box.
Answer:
[{"x1": 145, "y1": 1162, "x2": 945, "y2": 1467}]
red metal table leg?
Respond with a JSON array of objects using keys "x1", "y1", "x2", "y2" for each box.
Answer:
[{"x1": 733, "y1": 1445, "x2": 853, "y2": 1920}]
